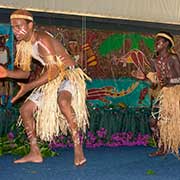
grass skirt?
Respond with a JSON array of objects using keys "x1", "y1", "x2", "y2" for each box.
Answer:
[
  {"x1": 157, "y1": 85, "x2": 180, "y2": 157},
  {"x1": 19, "y1": 66, "x2": 91, "y2": 141}
]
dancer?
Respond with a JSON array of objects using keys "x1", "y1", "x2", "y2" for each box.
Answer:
[
  {"x1": 148, "y1": 32, "x2": 180, "y2": 157},
  {"x1": 132, "y1": 31, "x2": 180, "y2": 157},
  {"x1": 0, "y1": 9, "x2": 91, "y2": 166}
]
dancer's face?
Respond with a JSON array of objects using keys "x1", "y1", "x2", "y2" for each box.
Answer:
[
  {"x1": 11, "y1": 18, "x2": 33, "y2": 41},
  {"x1": 68, "y1": 42, "x2": 78, "y2": 51},
  {"x1": 155, "y1": 37, "x2": 167, "y2": 53}
]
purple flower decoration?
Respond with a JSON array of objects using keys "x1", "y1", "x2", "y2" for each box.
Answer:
[
  {"x1": 48, "y1": 129, "x2": 150, "y2": 149},
  {"x1": 7, "y1": 132, "x2": 14, "y2": 140}
]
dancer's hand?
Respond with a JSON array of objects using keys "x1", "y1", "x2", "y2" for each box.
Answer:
[
  {"x1": 11, "y1": 83, "x2": 30, "y2": 103},
  {"x1": 159, "y1": 77, "x2": 169, "y2": 87},
  {"x1": 131, "y1": 70, "x2": 145, "y2": 80},
  {"x1": 0, "y1": 65, "x2": 8, "y2": 78}
]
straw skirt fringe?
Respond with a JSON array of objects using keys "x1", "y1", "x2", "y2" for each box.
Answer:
[
  {"x1": 19, "y1": 67, "x2": 91, "y2": 142},
  {"x1": 157, "y1": 85, "x2": 180, "y2": 157}
]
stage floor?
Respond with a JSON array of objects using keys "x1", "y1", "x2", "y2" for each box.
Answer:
[{"x1": 0, "y1": 146, "x2": 179, "y2": 180}]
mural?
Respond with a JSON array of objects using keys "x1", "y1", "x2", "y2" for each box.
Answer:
[
  {"x1": 32, "y1": 25, "x2": 156, "y2": 108},
  {"x1": 0, "y1": 25, "x2": 14, "y2": 107},
  {"x1": 7, "y1": 23, "x2": 180, "y2": 108},
  {"x1": 86, "y1": 79, "x2": 151, "y2": 108}
]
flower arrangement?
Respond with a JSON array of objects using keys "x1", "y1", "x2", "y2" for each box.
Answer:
[
  {"x1": 0, "y1": 104, "x2": 154, "y2": 157},
  {"x1": 49, "y1": 128, "x2": 151, "y2": 149},
  {"x1": 0, "y1": 126, "x2": 154, "y2": 158}
]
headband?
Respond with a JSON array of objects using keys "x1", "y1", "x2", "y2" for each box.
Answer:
[
  {"x1": 155, "y1": 33, "x2": 174, "y2": 47},
  {"x1": 10, "y1": 14, "x2": 33, "y2": 21},
  {"x1": 68, "y1": 40, "x2": 78, "y2": 44}
]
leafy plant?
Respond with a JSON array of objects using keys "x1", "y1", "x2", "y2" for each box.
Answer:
[{"x1": 0, "y1": 124, "x2": 58, "y2": 158}]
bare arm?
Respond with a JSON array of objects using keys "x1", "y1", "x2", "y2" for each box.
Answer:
[
  {"x1": 11, "y1": 32, "x2": 75, "y2": 103},
  {"x1": 0, "y1": 65, "x2": 30, "y2": 79},
  {"x1": 168, "y1": 55, "x2": 180, "y2": 84},
  {"x1": 21, "y1": 32, "x2": 72, "y2": 91},
  {"x1": 24, "y1": 34, "x2": 65, "y2": 89},
  {"x1": 7, "y1": 68, "x2": 30, "y2": 79}
]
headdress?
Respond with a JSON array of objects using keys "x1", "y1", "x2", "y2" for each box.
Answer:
[
  {"x1": 10, "y1": 14, "x2": 33, "y2": 21},
  {"x1": 155, "y1": 32, "x2": 174, "y2": 47},
  {"x1": 68, "y1": 40, "x2": 78, "y2": 44}
]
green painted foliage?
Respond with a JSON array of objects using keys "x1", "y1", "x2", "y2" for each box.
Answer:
[{"x1": 98, "y1": 33, "x2": 154, "y2": 57}]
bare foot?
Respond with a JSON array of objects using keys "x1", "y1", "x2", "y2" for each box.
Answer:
[
  {"x1": 149, "y1": 150, "x2": 167, "y2": 157},
  {"x1": 14, "y1": 151, "x2": 43, "y2": 163},
  {"x1": 74, "y1": 144, "x2": 86, "y2": 166}
]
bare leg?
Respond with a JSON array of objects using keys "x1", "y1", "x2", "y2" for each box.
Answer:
[
  {"x1": 14, "y1": 100, "x2": 43, "y2": 163},
  {"x1": 58, "y1": 91, "x2": 86, "y2": 166},
  {"x1": 149, "y1": 118, "x2": 167, "y2": 157}
]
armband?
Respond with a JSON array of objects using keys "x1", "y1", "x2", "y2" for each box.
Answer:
[{"x1": 170, "y1": 77, "x2": 180, "y2": 84}]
